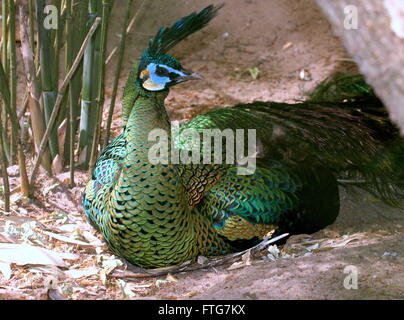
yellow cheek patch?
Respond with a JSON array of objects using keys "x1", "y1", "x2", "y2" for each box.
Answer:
[
  {"x1": 143, "y1": 78, "x2": 165, "y2": 91},
  {"x1": 140, "y1": 69, "x2": 149, "y2": 79}
]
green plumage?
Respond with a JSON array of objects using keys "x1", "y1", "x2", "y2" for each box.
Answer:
[{"x1": 83, "y1": 5, "x2": 403, "y2": 268}]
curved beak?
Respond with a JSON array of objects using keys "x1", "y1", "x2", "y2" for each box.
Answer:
[{"x1": 172, "y1": 69, "x2": 204, "y2": 85}]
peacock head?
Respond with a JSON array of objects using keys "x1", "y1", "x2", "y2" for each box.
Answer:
[
  {"x1": 136, "y1": 4, "x2": 223, "y2": 92},
  {"x1": 137, "y1": 49, "x2": 203, "y2": 91}
]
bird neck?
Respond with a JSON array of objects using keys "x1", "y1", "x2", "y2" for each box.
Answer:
[
  {"x1": 124, "y1": 84, "x2": 171, "y2": 165},
  {"x1": 121, "y1": 63, "x2": 170, "y2": 126}
]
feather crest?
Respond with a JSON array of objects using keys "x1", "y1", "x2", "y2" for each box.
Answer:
[{"x1": 148, "y1": 4, "x2": 223, "y2": 56}]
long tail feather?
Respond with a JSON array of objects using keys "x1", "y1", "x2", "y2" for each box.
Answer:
[{"x1": 181, "y1": 74, "x2": 404, "y2": 206}]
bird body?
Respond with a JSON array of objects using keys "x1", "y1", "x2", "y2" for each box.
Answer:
[{"x1": 83, "y1": 5, "x2": 403, "y2": 268}]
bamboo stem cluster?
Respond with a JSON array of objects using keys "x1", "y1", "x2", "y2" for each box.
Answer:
[{"x1": 0, "y1": 0, "x2": 139, "y2": 210}]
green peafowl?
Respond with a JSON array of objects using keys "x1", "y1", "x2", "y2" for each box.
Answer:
[{"x1": 83, "y1": 5, "x2": 403, "y2": 268}]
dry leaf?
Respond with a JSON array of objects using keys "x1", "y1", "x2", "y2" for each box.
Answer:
[
  {"x1": 0, "y1": 232, "x2": 16, "y2": 243},
  {"x1": 330, "y1": 237, "x2": 358, "y2": 247},
  {"x1": 155, "y1": 273, "x2": 178, "y2": 287},
  {"x1": 42, "y1": 230, "x2": 100, "y2": 247},
  {"x1": 226, "y1": 261, "x2": 245, "y2": 270},
  {"x1": 64, "y1": 267, "x2": 99, "y2": 279},
  {"x1": 82, "y1": 231, "x2": 103, "y2": 245},
  {"x1": 0, "y1": 243, "x2": 79, "y2": 267},
  {"x1": 57, "y1": 118, "x2": 68, "y2": 156},
  {"x1": 29, "y1": 265, "x2": 64, "y2": 278},
  {"x1": 197, "y1": 256, "x2": 209, "y2": 265},
  {"x1": 43, "y1": 183, "x2": 60, "y2": 195},
  {"x1": 116, "y1": 279, "x2": 136, "y2": 298},
  {"x1": 306, "y1": 243, "x2": 320, "y2": 251},
  {"x1": 126, "y1": 283, "x2": 153, "y2": 290},
  {"x1": 57, "y1": 224, "x2": 81, "y2": 233},
  {"x1": 47, "y1": 288, "x2": 68, "y2": 300},
  {"x1": 242, "y1": 250, "x2": 252, "y2": 266},
  {"x1": 282, "y1": 42, "x2": 293, "y2": 50},
  {"x1": 52, "y1": 155, "x2": 64, "y2": 175},
  {"x1": 248, "y1": 66, "x2": 260, "y2": 80},
  {"x1": 166, "y1": 273, "x2": 177, "y2": 282},
  {"x1": 267, "y1": 245, "x2": 280, "y2": 258},
  {"x1": 0, "y1": 262, "x2": 12, "y2": 280}
]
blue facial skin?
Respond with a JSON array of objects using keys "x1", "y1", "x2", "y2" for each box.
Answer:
[{"x1": 147, "y1": 62, "x2": 186, "y2": 87}]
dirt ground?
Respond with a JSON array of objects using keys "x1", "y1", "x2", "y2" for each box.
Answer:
[{"x1": 0, "y1": 0, "x2": 403, "y2": 300}]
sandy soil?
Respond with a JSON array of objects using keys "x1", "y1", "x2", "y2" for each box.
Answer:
[{"x1": 0, "y1": 0, "x2": 403, "y2": 300}]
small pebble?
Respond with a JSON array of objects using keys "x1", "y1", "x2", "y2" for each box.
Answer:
[
  {"x1": 382, "y1": 251, "x2": 399, "y2": 257},
  {"x1": 299, "y1": 69, "x2": 312, "y2": 81}
]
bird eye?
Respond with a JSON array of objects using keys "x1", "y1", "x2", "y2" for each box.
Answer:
[{"x1": 156, "y1": 65, "x2": 170, "y2": 76}]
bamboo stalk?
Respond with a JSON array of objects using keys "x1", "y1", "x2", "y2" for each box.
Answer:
[
  {"x1": 65, "y1": 0, "x2": 75, "y2": 186},
  {"x1": 17, "y1": 69, "x2": 41, "y2": 122},
  {"x1": 89, "y1": 0, "x2": 112, "y2": 172},
  {"x1": 36, "y1": 0, "x2": 59, "y2": 160},
  {"x1": 0, "y1": 62, "x2": 19, "y2": 134},
  {"x1": 18, "y1": 2, "x2": 52, "y2": 173},
  {"x1": 29, "y1": 17, "x2": 101, "y2": 190},
  {"x1": 53, "y1": 0, "x2": 61, "y2": 92},
  {"x1": 4, "y1": 1, "x2": 30, "y2": 196},
  {"x1": 2, "y1": 0, "x2": 8, "y2": 75},
  {"x1": 86, "y1": 0, "x2": 102, "y2": 168},
  {"x1": 28, "y1": 0, "x2": 35, "y2": 54},
  {"x1": 0, "y1": 121, "x2": 10, "y2": 212},
  {"x1": 0, "y1": 109, "x2": 5, "y2": 169},
  {"x1": 17, "y1": 90, "x2": 29, "y2": 121},
  {"x1": 104, "y1": 0, "x2": 140, "y2": 147},
  {"x1": 0, "y1": 108, "x2": 10, "y2": 164},
  {"x1": 28, "y1": 0, "x2": 40, "y2": 69},
  {"x1": 78, "y1": 0, "x2": 99, "y2": 168},
  {"x1": 0, "y1": 4, "x2": 9, "y2": 200},
  {"x1": 63, "y1": 0, "x2": 88, "y2": 185},
  {"x1": 7, "y1": 0, "x2": 16, "y2": 163},
  {"x1": 1, "y1": 0, "x2": 10, "y2": 163},
  {"x1": 17, "y1": 146, "x2": 29, "y2": 196},
  {"x1": 53, "y1": 0, "x2": 70, "y2": 134},
  {"x1": 0, "y1": 60, "x2": 21, "y2": 155},
  {"x1": 0, "y1": 61, "x2": 10, "y2": 107}
]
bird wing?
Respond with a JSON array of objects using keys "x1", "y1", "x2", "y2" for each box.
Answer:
[{"x1": 176, "y1": 75, "x2": 403, "y2": 207}]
